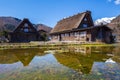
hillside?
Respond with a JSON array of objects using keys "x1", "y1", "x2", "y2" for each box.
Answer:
[
  {"x1": 108, "y1": 15, "x2": 120, "y2": 42},
  {"x1": 0, "y1": 17, "x2": 21, "y2": 32},
  {"x1": 36, "y1": 24, "x2": 52, "y2": 33},
  {"x1": 108, "y1": 15, "x2": 120, "y2": 29}
]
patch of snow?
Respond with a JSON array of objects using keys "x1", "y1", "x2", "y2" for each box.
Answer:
[
  {"x1": 105, "y1": 58, "x2": 116, "y2": 63},
  {"x1": 94, "y1": 17, "x2": 116, "y2": 26}
]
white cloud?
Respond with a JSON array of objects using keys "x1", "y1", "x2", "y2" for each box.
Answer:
[
  {"x1": 94, "y1": 17, "x2": 116, "y2": 25},
  {"x1": 115, "y1": 0, "x2": 120, "y2": 5},
  {"x1": 108, "y1": 0, "x2": 120, "y2": 5}
]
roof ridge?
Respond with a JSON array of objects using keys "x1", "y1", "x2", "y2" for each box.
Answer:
[
  {"x1": 58, "y1": 11, "x2": 91, "y2": 23},
  {"x1": 73, "y1": 13, "x2": 86, "y2": 29}
]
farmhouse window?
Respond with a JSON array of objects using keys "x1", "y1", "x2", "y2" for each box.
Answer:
[
  {"x1": 84, "y1": 18, "x2": 87, "y2": 21},
  {"x1": 83, "y1": 24, "x2": 88, "y2": 28},
  {"x1": 24, "y1": 28, "x2": 29, "y2": 32}
]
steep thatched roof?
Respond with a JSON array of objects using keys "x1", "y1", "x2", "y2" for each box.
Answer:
[
  {"x1": 51, "y1": 11, "x2": 91, "y2": 34},
  {"x1": 13, "y1": 18, "x2": 37, "y2": 33}
]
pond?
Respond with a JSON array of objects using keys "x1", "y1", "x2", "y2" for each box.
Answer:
[{"x1": 0, "y1": 46, "x2": 120, "y2": 80}]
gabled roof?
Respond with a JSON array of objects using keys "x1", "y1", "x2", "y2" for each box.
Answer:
[
  {"x1": 13, "y1": 18, "x2": 37, "y2": 32},
  {"x1": 51, "y1": 11, "x2": 92, "y2": 34}
]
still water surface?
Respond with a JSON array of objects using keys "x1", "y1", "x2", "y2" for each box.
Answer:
[{"x1": 0, "y1": 46, "x2": 120, "y2": 80}]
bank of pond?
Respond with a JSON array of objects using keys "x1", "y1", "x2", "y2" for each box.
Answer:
[{"x1": 0, "y1": 41, "x2": 119, "y2": 50}]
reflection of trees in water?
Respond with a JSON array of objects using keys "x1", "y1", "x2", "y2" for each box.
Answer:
[{"x1": 0, "y1": 48, "x2": 47, "y2": 66}]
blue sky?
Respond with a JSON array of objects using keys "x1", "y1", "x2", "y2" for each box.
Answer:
[{"x1": 0, "y1": 0, "x2": 120, "y2": 27}]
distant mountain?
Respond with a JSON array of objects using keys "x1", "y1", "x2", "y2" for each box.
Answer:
[
  {"x1": 0, "y1": 17, "x2": 21, "y2": 32},
  {"x1": 0, "y1": 17, "x2": 52, "y2": 33},
  {"x1": 108, "y1": 15, "x2": 120, "y2": 42},
  {"x1": 94, "y1": 17, "x2": 115, "y2": 25},
  {"x1": 36, "y1": 24, "x2": 52, "y2": 33},
  {"x1": 108, "y1": 15, "x2": 120, "y2": 29}
]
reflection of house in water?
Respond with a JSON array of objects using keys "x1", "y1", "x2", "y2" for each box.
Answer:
[
  {"x1": 60, "y1": 46, "x2": 92, "y2": 55},
  {"x1": 48, "y1": 46, "x2": 118, "y2": 56},
  {"x1": 0, "y1": 52, "x2": 19, "y2": 64},
  {"x1": 0, "y1": 48, "x2": 47, "y2": 66},
  {"x1": 13, "y1": 52, "x2": 36, "y2": 66},
  {"x1": 73, "y1": 47, "x2": 91, "y2": 55},
  {"x1": 54, "y1": 50, "x2": 109, "y2": 74}
]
